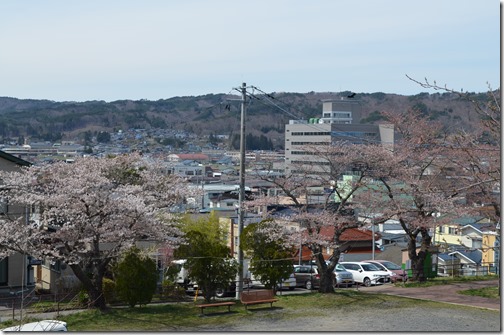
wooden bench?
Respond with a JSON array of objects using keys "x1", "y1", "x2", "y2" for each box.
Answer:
[
  {"x1": 195, "y1": 301, "x2": 236, "y2": 315},
  {"x1": 240, "y1": 289, "x2": 278, "y2": 310}
]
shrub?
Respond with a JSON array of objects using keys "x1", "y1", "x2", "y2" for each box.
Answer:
[
  {"x1": 114, "y1": 247, "x2": 158, "y2": 307},
  {"x1": 160, "y1": 280, "x2": 186, "y2": 301},
  {"x1": 77, "y1": 289, "x2": 89, "y2": 307},
  {"x1": 102, "y1": 278, "x2": 117, "y2": 304}
]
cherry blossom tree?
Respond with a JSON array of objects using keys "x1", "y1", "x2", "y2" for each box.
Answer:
[
  {"x1": 364, "y1": 110, "x2": 467, "y2": 281},
  {"x1": 368, "y1": 82, "x2": 500, "y2": 279},
  {"x1": 0, "y1": 153, "x2": 192, "y2": 309},
  {"x1": 252, "y1": 108, "x2": 491, "y2": 285},
  {"x1": 248, "y1": 143, "x2": 386, "y2": 293},
  {"x1": 406, "y1": 76, "x2": 500, "y2": 220}
]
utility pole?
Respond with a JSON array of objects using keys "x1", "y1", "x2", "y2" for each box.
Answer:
[
  {"x1": 236, "y1": 82, "x2": 247, "y2": 299},
  {"x1": 371, "y1": 220, "x2": 375, "y2": 260}
]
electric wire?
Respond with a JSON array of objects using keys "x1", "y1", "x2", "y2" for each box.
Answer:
[{"x1": 247, "y1": 86, "x2": 386, "y2": 145}]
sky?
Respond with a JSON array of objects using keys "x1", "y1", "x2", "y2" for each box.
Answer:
[{"x1": 0, "y1": 0, "x2": 500, "y2": 102}]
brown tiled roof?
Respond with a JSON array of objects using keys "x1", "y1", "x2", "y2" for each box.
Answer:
[
  {"x1": 341, "y1": 228, "x2": 379, "y2": 241},
  {"x1": 318, "y1": 226, "x2": 380, "y2": 241},
  {"x1": 293, "y1": 227, "x2": 381, "y2": 262}
]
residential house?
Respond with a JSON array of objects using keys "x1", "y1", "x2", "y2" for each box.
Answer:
[
  {"x1": 434, "y1": 215, "x2": 495, "y2": 247},
  {"x1": 193, "y1": 184, "x2": 252, "y2": 212},
  {"x1": 295, "y1": 227, "x2": 382, "y2": 263},
  {"x1": 482, "y1": 231, "x2": 499, "y2": 274},
  {"x1": 218, "y1": 213, "x2": 264, "y2": 258},
  {"x1": 169, "y1": 160, "x2": 205, "y2": 178},
  {"x1": 0, "y1": 151, "x2": 33, "y2": 295},
  {"x1": 167, "y1": 153, "x2": 210, "y2": 163},
  {"x1": 437, "y1": 249, "x2": 485, "y2": 277}
]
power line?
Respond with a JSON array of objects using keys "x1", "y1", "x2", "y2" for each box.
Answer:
[{"x1": 248, "y1": 85, "x2": 386, "y2": 145}]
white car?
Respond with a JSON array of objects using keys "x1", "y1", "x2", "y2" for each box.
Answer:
[
  {"x1": 340, "y1": 262, "x2": 390, "y2": 287},
  {"x1": 248, "y1": 272, "x2": 296, "y2": 291},
  {"x1": 2, "y1": 320, "x2": 67, "y2": 332}
]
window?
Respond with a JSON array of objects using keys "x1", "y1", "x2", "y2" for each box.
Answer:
[
  {"x1": 0, "y1": 258, "x2": 7, "y2": 285},
  {"x1": 332, "y1": 112, "x2": 351, "y2": 118},
  {"x1": 291, "y1": 141, "x2": 330, "y2": 145},
  {"x1": 292, "y1": 131, "x2": 330, "y2": 136},
  {"x1": 0, "y1": 197, "x2": 8, "y2": 215},
  {"x1": 343, "y1": 263, "x2": 357, "y2": 270}
]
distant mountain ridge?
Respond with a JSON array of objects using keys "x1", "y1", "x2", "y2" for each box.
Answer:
[{"x1": 0, "y1": 90, "x2": 486, "y2": 149}]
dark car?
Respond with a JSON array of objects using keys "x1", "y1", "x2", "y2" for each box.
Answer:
[{"x1": 293, "y1": 265, "x2": 320, "y2": 290}]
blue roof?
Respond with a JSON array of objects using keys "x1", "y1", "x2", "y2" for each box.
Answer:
[
  {"x1": 453, "y1": 216, "x2": 484, "y2": 225},
  {"x1": 438, "y1": 253, "x2": 457, "y2": 261},
  {"x1": 462, "y1": 223, "x2": 495, "y2": 232},
  {"x1": 443, "y1": 249, "x2": 482, "y2": 264},
  {"x1": 452, "y1": 250, "x2": 482, "y2": 264},
  {"x1": 379, "y1": 232, "x2": 407, "y2": 242}
]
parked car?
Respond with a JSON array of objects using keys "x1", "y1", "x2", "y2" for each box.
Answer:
[
  {"x1": 247, "y1": 272, "x2": 297, "y2": 291},
  {"x1": 340, "y1": 262, "x2": 390, "y2": 287},
  {"x1": 277, "y1": 272, "x2": 297, "y2": 291},
  {"x1": 2, "y1": 320, "x2": 67, "y2": 332},
  {"x1": 167, "y1": 259, "x2": 237, "y2": 298},
  {"x1": 333, "y1": 263, "x2": 354, "y2": 287},
  {"x1": 293, "y1": 264, "x2": 320, "y2": 290},
  {"x1": 362, "y1": 260, "x2": 407, "y2": 283}
]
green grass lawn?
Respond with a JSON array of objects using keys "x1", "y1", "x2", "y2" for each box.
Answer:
[
  {"x1": 0, "y1": 291, "x2": 474, "y2": 332},
  {"x1": 457, "y1": 286, "x2": 500, "y2": 299},
  {"x1": 60, "y1": 292, "x2": 427, "y2": 331},
  {"x1": 400, "y1": 275, "x2": 497, "y2": 288},
  {"x1": 2, "y1": 276, "x2": 499, "y2": 332}
]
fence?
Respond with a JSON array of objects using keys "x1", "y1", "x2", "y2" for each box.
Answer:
[
  {"x1": 436, "y1": 261, "x2": 498, "y2": 278},
  {"x1": 0, "y1": 289, "x2": 83, "y2": 322}
]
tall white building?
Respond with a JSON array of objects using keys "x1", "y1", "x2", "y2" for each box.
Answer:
[
  {"x1": 320, "y1": 98, "x2": 362, "y2": 124},
  {"x1": 284, "y1": 98, "x2": 394, "y2": 175}
]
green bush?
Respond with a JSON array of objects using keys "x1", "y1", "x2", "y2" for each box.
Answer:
[
  {"x1": 114, "y1": 247, "x2": 158, "y2": 307},
  {"x1": 102, "y1": 278, "x2": 117, "y2": 304},
  {"x1": 77, "y1": 289, "x2": 89, "y2": 307},
  {"x1": 160, "y1": 280, "x2": 186, "y2": 300}
]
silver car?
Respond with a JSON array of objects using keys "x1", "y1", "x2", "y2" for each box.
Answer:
[{"x1": 333, "y1": 263, "x2": 354, "y2": 287}]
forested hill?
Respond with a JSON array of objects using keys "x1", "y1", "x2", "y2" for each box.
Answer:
[{"x1": 0, "y1": 90, "x2": 489, "y2": 149}]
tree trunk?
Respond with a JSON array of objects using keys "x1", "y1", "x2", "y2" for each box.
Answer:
[
  {"x1": 407, "y1": 228, "x2": 432, "y2": 282},
  {"x1": 318, "y1": 267, "x2": 335, "y2": 293},
  {"x1": 70, "y1": 264, "x2": 108, "y2": 310},
  {"x1": 311, "y1": 249, "x2": 334, "y2": 293}
]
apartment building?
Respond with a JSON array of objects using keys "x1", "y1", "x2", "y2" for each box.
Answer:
[{"x1": 0, "y1": 151, "x2": 34, "y2": 295}]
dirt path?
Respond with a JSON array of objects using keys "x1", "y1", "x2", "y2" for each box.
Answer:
[
  {"x1": 181, "y1": 281, "x2": 501, "y2": 332},
  {"x1": 181, "y1": 304, "x2": 500, "y2": 332},
  {"x1": 359, "y1": 279, "x2": 500, "y2": 310}
]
